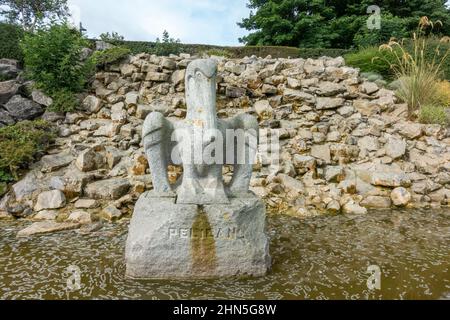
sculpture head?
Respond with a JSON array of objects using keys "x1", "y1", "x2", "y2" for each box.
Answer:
[{"x1": 185, "y1": 59, "x2": 218, "y2": 129}]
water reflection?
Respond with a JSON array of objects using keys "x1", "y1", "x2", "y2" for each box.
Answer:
[{"x1": 0, "y1": 209, "x2": 449, "y2": 300}]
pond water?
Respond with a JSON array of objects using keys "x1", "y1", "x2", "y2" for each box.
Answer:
[{"x1": 0, "y1": 209, "x2": 449, "y2": 300}]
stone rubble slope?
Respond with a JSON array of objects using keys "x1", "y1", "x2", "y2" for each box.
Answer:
[{"x1": 0, "y1": 52, "x2": 449, "y2": 229}]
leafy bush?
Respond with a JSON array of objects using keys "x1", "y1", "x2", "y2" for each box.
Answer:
[
  {"x1": 419, "y1": 105, "x2": 450, "y2": 126},
  {"x1": 0, "y1": 120, "x2": 56, "y2": 181},
  {"x1": 48, "y1": 89, "x2": 79, "y2": 112},
  {"x1": 21, "y1": 24, "x2": 92, "y2": 94},
  {"x1": 345, "y1": 46, "x2": 398, "y2": 80},
  {"x1": 353, "y1": 14, "x2": 412, "y2": 48},
  {"x1": 149, "y1": 30, "x2": 184, "y2": 56},
  {"x1": 0, "y1": 22, "x2": 25, "y2": 62},
  {"x1": 91, "y1": 46, "x2": 131, "y2": 67}
]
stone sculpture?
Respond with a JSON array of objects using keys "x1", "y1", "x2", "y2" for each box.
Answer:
[{"x1": 125, "y1": 59, "x2": 271, "y2": 279}]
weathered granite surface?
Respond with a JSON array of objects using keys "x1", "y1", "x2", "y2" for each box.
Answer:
[{"x1": 125, "y1": 191, "x2": 270, "y2": 279}]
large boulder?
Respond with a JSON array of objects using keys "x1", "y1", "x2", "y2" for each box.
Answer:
[
  {"x1": 391, "y1": 187, "x2": 412, "y2": 206},
  {"x1": 385, "y1": 137, "x2": 406, "y2": 159},
  {"x1": 34, "y1": 190, "x2": 67, "y2": 212},
  {"x1": 0, "y1": 109, "x2": 15, "y2": 126},
  {"x1": 4, "y1": 95, "x2": 44, "y2": 121},
  {"x1": 0, "y1": 80, "x2": 20, "y2": 104},
  {"x1": 31, "y1": 90, "x2": 53, "y2": 107},
  {"x1": 84, "y1": 178, "x2": 131, "y2": 200},
  {"x1": 0, "y1": 59, "x2": 19, "y2": 79},
  {"x1": 82, "y1": 95, "x2": 103, "y2": 113}
]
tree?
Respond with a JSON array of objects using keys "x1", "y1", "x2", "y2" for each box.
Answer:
[
  {"x1": 151, "y1": 30, "x2": 183, "y2": 56},
  {"x1": 0, "y1": 0, "x2": 69, "y2": 31},
  {"x1": 99, "y1": 31, "x2": 125, "y2": 42},
  {"x1": 238, "y1": 0, "x2": 450, "y2": 48}
]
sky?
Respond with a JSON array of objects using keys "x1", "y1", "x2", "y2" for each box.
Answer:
[{"x1": 67, "y1": 0, "x2": 251, "y2": 45}]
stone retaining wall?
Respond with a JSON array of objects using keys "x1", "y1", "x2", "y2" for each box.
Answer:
[{"x1": 1, "y1": 52, "x2": 449, "y2": 226}]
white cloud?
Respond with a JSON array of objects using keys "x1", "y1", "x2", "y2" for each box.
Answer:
[{"x1": 68, "y1": 0, "x2": 250, "y2": 45}]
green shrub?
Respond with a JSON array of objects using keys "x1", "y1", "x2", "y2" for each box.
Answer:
[
  {"x1": 345, "y1": 46, "x2": 398, "y2": 80},
  {"x1": 99, "y1": 31, "x2": 124, "y2": 42},
  {"x1": 419, "y1": 105, "x2": 450, "y2": 126},
  {"x1": 21, "y1": 24, "x2": 92, "y2": 94},
  {"x1": 48, "y1": 89, "x2": 79, "y2": 112},
  {"x1": 0, "y1": 22, "x2": 25, "y2": 62},
  {"x1": 0, "y1": 120, "x2": 56, "y2": 181},
  {"x1": 346, "y1": 39, "x2": 450, "y2": 82},
  {"x1": 203, "y1": 48, "x2": 233, "y2": 58},
  {"x1": 91, "y1": 46, "x2": 131, "y2": 67},
  {"x1": 353, "y1": 14, "x2": 412, "y2": 48},
  {"x1": 150, "y1": 30, "x2": 184, "y2": 56}
]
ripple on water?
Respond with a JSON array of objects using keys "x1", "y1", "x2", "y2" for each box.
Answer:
[{"x1": 0, "y1": 209, "x2": 449, "y2": 300}]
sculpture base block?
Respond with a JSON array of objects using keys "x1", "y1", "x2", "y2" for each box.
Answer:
[{"x1": 125, "y1": 191, "x2": 271, "y2": 279}]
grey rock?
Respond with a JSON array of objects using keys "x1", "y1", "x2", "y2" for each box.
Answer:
[
  {"x1": 343, "y1": 201, "x2": 367, "y2": 214},
  {"x1": 34, "y1": 190, "x2": 66, "y2": 212},
  {"x1": 74, "y1": 199, "x2": 98, "y2": 209},
  {"x1": 75, "y1": 145, "x2": 106, "y2": 172},
  {"x1": 171, "y1": 69, "x2": 186, "y2": 86},
  {"x1": 391, "y1": 187, "x2": 412, "y2": 206},
  {"x1": 311, "y1": 144, "x2": 331, "y2": 163},
  {"x1": 327, "y1": 200, "x2": 341, "y2": 214},
  {"x1": 67, "y1": 210, "x2": 92, "y2": 224},
  {"x1": 136, "y1": 104, "x2": 153, "y2": 119},
  {"x1": 39, "y1": 152, "x2": 74, "y2": 173},
  {"x1": 353, "y1": 99, "x2": 380, "y2": 116},
  {"x1": 411, "y1": 180, "x2": 442, "y2": 195},
  {"x1": 17, "y1": 221, "x2": 80, "y2": 238},
  {"x1": 317, "y1": 81, "x2": 345, "y2": 96},
  {"x1": 361, "y1": 81, "x2": 379, "y2": 95},
  {"x1": 360, "y1": 196, "x2": 392, "y2": 209},
  {"x1": 125, "y1": 92, "x2": 139, "y2": 108},
  {"x1": 41, "y1": 111, "x2": 65, "y2": 122},
  {"x1": 33, "y1": 210, "x2": 58, "y2": 221},
  {"x1": 111, "y1": 102, "x2": 127, "y2": 123},
  {"x1": 0, "y1": 59, "x2": 19, "y2": 78},
  {"x1": 226, "y1": 86, "x2": 246, "y2": 98},
  {"x1": 371, "y1": 172, "x2": 411, "y2": 188},
  {"x1": 85, "y1": 178, "x2": 131, "y2": 200},
  {"x1": 0, "y1": 80, "x2": 20, "y2": 104},
  {"x1": 31, "y1": 90, "x2": 53, "y2": 107},
  {"x1": 13, "y1": 171, "x2": 45, "y2": 202},
  {"x1": 385, "y1": 137, "x2": 406, "y2": 159},
  {"x1": 394, "y1": 122, "x2": 423, "y2": 139},
  {"x1": 82, "y1": 95, "x2": 103, "y2": 113},
  {"x1": 4, "y1": 95, "x2": 44, "y2": 121},
  {"x1": 0, "y1": 109, "x2": 15, "y2": 126},
  {"x1": 254, "y1": 100, "x2": 273, "y2": 119},
  {"x1": 316, "y1": 97, "x2": 345, "y2": 110},
  {"x1": 101, "y1": 205, "x2": 123, "y2": 221},
  {"x1": 324, "y1": 166, "x2": 344, "y2": 182},
  {"x1": 283, "y1": 88, "x2": 316, "y2": 103},
  {"x1": 358, "y1": 136, "x2": 379, "y2": 152},
  {"x1": 146, "y1": 72, "x2": 170, "y2": 82}
]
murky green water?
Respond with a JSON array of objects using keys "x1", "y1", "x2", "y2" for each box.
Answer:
[{"x1": 0, "y1": 209, "x2": 449, "y2": 300}]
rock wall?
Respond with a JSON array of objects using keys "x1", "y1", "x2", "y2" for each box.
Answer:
[{"x1": 1, "y1": 52, "x2": 449, "y2": 226}]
